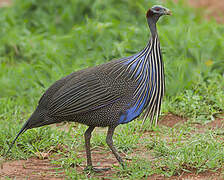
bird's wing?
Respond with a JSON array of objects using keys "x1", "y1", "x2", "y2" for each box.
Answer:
[{"x1": 48, "y1": 71, "x2": 122, "y2": 117}]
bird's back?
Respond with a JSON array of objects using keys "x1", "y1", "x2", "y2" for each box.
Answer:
[{"x1": 34, "y1": 58, "x2": 137, "y2": 127}]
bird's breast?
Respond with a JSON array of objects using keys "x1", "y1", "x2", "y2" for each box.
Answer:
[{"x1": 115, "y1": 39, "x2": 164, "y2": 124}]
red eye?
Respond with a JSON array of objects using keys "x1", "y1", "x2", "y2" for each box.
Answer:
[{"x1": 155, "y1": 8, "x2": 160, "y2": 11}]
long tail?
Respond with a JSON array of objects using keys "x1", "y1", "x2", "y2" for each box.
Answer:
[{"x1": 5, "y1": 119, "x2": 30, "y2": 155}]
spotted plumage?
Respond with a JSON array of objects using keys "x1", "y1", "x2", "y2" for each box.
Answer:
[{"x1": 7, "y1": 5, "x2": 171, "y2": 171}]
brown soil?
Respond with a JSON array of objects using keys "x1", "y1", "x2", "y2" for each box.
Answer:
[
  {"x1": 207, "y1": 115, "x2": 224, "y2": 128},
  {"x1": 160, "y1": 113, "x2": 224, "y2": 129},
  {"x1": 191, "y1": 114, "x2": 224, "y2": 134},
  {"x1": 1, "y1": 148, "x2": 223, "y2": 180},
  {"x1": 150, "y1": 170, "x2": 223, "y2": 180},
  {"x1": 0, "y1": 157, "x2": 64, "y2": 179},
  {"x1": 160, "y1": 113, "x2": 187, "y2": 127}
]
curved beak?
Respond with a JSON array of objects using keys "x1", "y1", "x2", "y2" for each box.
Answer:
[{"x1": 165, "y1": 8, "x2": 172, "y2": 15}]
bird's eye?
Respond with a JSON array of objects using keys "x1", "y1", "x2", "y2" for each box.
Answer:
[{"x1": 154, "y1": 8, "x2": 161, "y2": 11}]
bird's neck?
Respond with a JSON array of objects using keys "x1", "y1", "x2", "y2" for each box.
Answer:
[{"x1": 147, "y1": 18, "x2": 158, "y2": 39}]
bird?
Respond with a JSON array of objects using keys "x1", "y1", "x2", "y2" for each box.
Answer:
[{"x1": 6, "y1": 5, "x2": 171, "y2": 172}]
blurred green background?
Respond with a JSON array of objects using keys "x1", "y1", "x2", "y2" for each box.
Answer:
[{"x1": 0, "y1": 0, "x2": 223, "y2": 102}]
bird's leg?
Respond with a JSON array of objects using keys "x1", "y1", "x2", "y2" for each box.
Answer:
[
  {"x1": 106, "y1": 126, "x2": 124, "y2": 168},
  {"x1": 84, "y1": 126, "x2": 95, "y2": 170},
  {"x1": 84, "y1": 126, "x2": 110, "y2": 172}
]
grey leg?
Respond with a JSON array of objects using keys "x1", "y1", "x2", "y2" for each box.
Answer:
[
  {"x1": 84, "y1": 126, "x2": 95, "y2": 168},
  {"x1": 106, "y1": 126, "x2": 124, "y2": 167},
  {"x1": 84, "y1": 126, "x2": 110, "y2": 172}
]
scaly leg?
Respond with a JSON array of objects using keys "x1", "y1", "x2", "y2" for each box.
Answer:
[
  {"x1": 106, "y1": 126, "x2": 124, "y2": 167},
  {"x1": 84, "y1": 126, "x2": 110, "y2": 172}
]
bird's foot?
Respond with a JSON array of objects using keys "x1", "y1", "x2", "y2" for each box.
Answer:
[{"x1": 84, "y1": 166, "x2": 111, "y2": 172}]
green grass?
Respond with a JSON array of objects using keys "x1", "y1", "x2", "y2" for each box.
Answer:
[{"x1": 0, "y1": 0, "x2": 224, "y2": 179}]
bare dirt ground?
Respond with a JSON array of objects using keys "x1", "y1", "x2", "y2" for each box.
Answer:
[
  {"x1": 1, "y1": 157, "x2": 64, "y2": 180},
  {"x1": 160, "y1": 113, "x2": 187, "y2": 127},
  {"x1": 0, "y1": 0, "x2": 223, "y2": 179}
]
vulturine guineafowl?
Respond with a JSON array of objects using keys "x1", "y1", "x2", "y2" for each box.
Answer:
[{"x1": 7, "y1": 5, "x2": 171, "y2": 171}]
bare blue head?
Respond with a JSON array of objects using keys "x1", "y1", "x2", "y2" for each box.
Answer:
[{"x1": 146, "y1": 5, "x2": 171, "y2": 38}]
